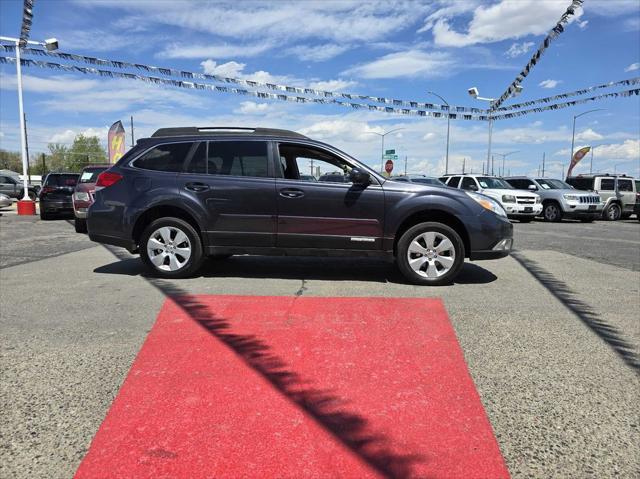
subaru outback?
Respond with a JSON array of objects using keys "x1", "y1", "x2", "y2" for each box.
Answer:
[{"x1": 88, "y1": 127, "x2": 513, "y2": 285}]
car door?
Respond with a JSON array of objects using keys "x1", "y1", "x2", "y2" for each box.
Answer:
[
  {"x1": 0, "y1": 176, "x2": 17, "y2": 197},
  {"x1": 179, "y1": 139, "x2": 277, "y2": 247},
  {"x1": 274, "y1": 142, "x2": 385, "y2": 250},
  {"x1": 616, "y1": 178, "x2": 635, "y2": 213}
]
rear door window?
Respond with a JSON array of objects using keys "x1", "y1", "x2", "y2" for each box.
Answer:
[
  {"x1": 566, "y1": 177, "x2": 593, "y2": 190},
  {"x1": 617, "y1": 179, "x2": 633, "y2": 192},
  {"x1": 207, "y1": 141, "x2": 269, "y2": 177},
  {"x1": 447, "y1": 176, "x2": 461, "y2": 188},
  {"x1": 134, "y1": 142, "x2": 194, "y2": 172},
  {"x1": 599, "y1": 179, "x2": 615, "y2": 191}
]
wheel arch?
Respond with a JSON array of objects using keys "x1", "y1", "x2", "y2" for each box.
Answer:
[
  {"x1": 393, "y1": 210, "x2": 470, "y2": 258},
  {"x1": 132, "y1": 204, "x2": 204, "y2": 248}
]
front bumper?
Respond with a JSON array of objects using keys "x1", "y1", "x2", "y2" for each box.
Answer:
[
  {"x1": 563, "y1": 202, "x2": 603, "y2": 217},
  {"x1": 504, "y1": 203, "x2": 542, "y2": 217}
]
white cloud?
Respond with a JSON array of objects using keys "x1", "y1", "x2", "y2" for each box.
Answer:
[
  {"x1": 624, "y1": 62, "x2": 639, "y2": 72},
  {"x1": 201, "y1": 60, "x2": 247, "y2": 78},
  {"x1": 505, "y1": 41, "x2": 535, "y2": 58},
  {"x1": 307, "y1": 79, "x2": 357, "y2": 91},
  {"x1": 423, "y1": 0, "x2": 583, "y2": 47},
  {"x1": 160, "y1": 43, "x2": 272, "y2": 59},
  {"x1": 234, "y1": 101, "x2": 269, "y2": 115},
  {"x1": 287, "y1": 44, "x2": 350, "y2": 62},
  {"x1": 575, "y1": 128, "x2": 604, "y2": 142},
  {"x1": 578, "y1": 20, "x2": 589, "y2": 29},
  {"x1": 539, "y1": 79, "x2": 562, "y2": 89},
  {"x1": 49, "y1": 127, "x2": 107, "y2": 144},
  {"x1": 593, "y1": 140, "x2": 640, "y2": 160},
  {"x1": 343, "y1": 50, "x2": 455, "y2": 79}
]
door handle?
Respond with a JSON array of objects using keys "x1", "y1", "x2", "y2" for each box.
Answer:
[
  {"x1": 279, "y1": 188, "x2": 304, "y2": 198},
  {"x1": 185, "y1": 182, "x2": 210, "y2": 192}
]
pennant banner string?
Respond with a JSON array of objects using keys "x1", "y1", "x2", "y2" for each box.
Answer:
[
  {"x1": 491, "y1": 88, "x2": 640, "y2": 120},
  {"x1": 19, "y1": 0, "x2": 35, "y2": 47},
  {"x1": 0, "y1": 44, "x2": 488, "y2": 114},
  {"x1": 0, "y1": 56, "x2": 489, "y2": 121},
  {"x1": 496, "y1": 77, "x2": 640, "y2": 111},
  {"x1": 492, "y1": 0, "x2": 584, "y2": 110}
]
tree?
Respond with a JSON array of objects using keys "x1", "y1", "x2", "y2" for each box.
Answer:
[
  {"x1": 65, "y1": 134, "x2": 107, "y2": 171},
  {"x1": 0, "y1": 149, "x2": 22, "y2": 173}
]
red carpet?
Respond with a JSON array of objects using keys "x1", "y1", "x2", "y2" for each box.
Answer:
[{"x1": 75, "y1": 295, "x2": 509, "y2": 478}]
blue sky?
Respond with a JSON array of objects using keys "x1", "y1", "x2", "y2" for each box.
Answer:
[{"x1": 1, "y1": 0, "x2": 639, "y2": 178}]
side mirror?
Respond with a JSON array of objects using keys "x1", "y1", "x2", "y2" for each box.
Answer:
[
  {"x1": 349, "y1": 168, "x2": 371, "y2": 186},
  {"x1": 528, "y1": 184, "x2": 538, "y2": 191}
]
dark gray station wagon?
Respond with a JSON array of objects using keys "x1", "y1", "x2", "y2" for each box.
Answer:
[{"x1": 88, "y1": 127, "x2": 513, "y2": 285}]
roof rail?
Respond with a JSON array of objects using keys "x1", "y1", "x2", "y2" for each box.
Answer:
[{"x1": 150, "y1": 126, "x2": 308, "y2": 139}]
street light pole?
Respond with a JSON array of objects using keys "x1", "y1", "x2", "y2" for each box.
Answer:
[
  {"x1": 427, "y1": 91, "x2": 450, "y2": 174},
  {"x1": 366, "y1": 128, "x2": 405, "y2": 174},
  {"x1": 495, "y1": 151, "x2": 519, "y2": 177},
  {"x1": 1, "y1": 35, "x2": 58, "y2": 214},
  {"x1": 570, "y1": 109, "x2": 605, "y2": 165}
]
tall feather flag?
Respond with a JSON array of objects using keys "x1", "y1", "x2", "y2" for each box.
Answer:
[
  {"x1": 566, "y1": 146, "x2": 591, "y2": 178},
  {"x1": 107, "y1": 120, "x2": 126, "y2": 164}
]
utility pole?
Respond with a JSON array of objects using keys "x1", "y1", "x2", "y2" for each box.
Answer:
[
  {"x1": 491, "y1": 155, "x2": 494, "y2": 175},
  {"x1": 310, "y1": 158, "x2": 314, "y2": 176},
  {"x1": 542, "y1": 152, "x2": 546, "y2": 177},
  {"x1": 130, "y1": 115, "x2": 135, "y2": 147},
  {"x1": 537, "y1": 164, "x2": 540, "y2": 176},
  {"x1": 24, "y1": 113, "x2": 31, "y2": 182},
  {"x1": 404, "y1": 155, "x2": 407, "y2": 175},
  {"x1": 462, "y1": 157, "x2": 466, "y2": 174}
]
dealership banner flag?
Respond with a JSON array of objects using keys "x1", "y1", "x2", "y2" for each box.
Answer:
[
  {"x1": 108, "y1": 120, "x2": 126, "y2": 164},
  {"x1": 567, "y1": 146, "x2": 590, "y2": 178}
]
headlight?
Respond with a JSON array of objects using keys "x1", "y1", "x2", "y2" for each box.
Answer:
[
  {"x1": 74, "y1": 191, "x2": 90, "y2": 201},
  {"x1": 563, "y1": 194, "x2": 579, "y2": 201},
  {"x1": 502, "y1": 194, "x2": 516, "y2": 203},
  {"x1": 535, "y1": 196, "x2": 541, "y2": 204},
  {"x1": 466, "y1": 191, "x2": 507, "y2": 217}
]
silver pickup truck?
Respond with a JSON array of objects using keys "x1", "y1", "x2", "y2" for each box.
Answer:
[{"x1": 505, "y1": 176, "x2": 603, "y2": 222}]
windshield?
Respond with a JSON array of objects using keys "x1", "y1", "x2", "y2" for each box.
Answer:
[
  {"x1": 412, "y1": 178, "x2": 445, "y2": 186},
  {"x1": 79, "y1": 167, "x2": 108, "y2": 183},
  {"x1": 535, "y1": 178, "x2": 571, "y2": 190},
  {"x1": 476, "y1": 177, "x2": 512, "y2": 189}
]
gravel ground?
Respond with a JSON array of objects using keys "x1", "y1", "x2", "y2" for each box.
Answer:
[{"x1": 1, "y1": 214, "x2": 639, "y2": 478}]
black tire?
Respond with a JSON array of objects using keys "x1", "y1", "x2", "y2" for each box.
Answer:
[
  {"x1": 603, "y1": 203, "x2": 621, "y2": 221},
  {"x1": 396, "y1": 222, "x2": 465, "y2": 286},
  {"x1": 40, "y1": 211, "x2": 51, "y2": 221},
  {"x1": 140, "y1": 217, "x2": 204, "y2": 278},
  {"x1": 543, "y1": 202, "x2": 563, "y2": 222},
  {"x1": 74, "y1": 218, "x2": 87, "y2": 233}
]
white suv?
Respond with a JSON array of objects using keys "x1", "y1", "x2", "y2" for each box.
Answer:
[{"x1": 441, "y1": 174, "x2": 542, "y2": 222}]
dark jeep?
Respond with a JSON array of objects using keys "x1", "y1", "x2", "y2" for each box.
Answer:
[{"x1": 88, "y1": 127, "x2": 512, "y2": 285}]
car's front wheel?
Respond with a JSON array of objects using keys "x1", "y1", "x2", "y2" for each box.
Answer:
[
  {"x1": 396, "y1": 222, "x2": 465, "y2": 286},
  {"x1": 543, "y1": 202, "x2": 562, "y2": 222},
  {"x1": 140, "y1": 217, "x2": 203, "y2": 278}
]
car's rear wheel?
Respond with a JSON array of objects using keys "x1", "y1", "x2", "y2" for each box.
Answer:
[
  {"x1": 74, "y1": 218, "x2": 87, "y2": 233},
  {"x1": 543, "y1": 202, "x2": 562, "y2": 222},
  {"x1": 603, "y1": 203, "x2": 621, "y2": 221},
  {"x1": 140, "y1": 217, "x2": 203, "y2": 278},
  {"x1": 396, "y1": 222, "x2": 465, "y2": 286}
]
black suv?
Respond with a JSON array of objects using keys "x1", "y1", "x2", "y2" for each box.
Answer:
[
  {"x1": 88, "y1": 127, "x2": 512, "y2": 285},
  {"x1": 39, "y1": 172, "x2": 80, "y2": 220}
]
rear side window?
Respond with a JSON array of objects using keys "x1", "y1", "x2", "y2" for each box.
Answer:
[
  {"x1": 45, "y1": 174, "x2": 78, "y2": 187},
  {"x1": 460, "y1": 177, "x2": 477, "y2": 190},
  {"x1": 447, "y1": 176, "x2": 461, "y2": 188},
  {"x1": 599, "y1": 179, "x2": 615, "y2": 191},
  {"x1": 207, "y1": 141, "x2": 269, "y2": 177},
  {"x1": 507, "y1": 179, "x2": 531, "y2": 189},
  {"x1": 617, "y1": 179, "x2": 633, "y2": 192},
  {"x1": 566, "y1": 177, "x2": 593, "y2": 190},
  {"x1": 134, "y1": 142, "x2": 194, "y2": 172}
]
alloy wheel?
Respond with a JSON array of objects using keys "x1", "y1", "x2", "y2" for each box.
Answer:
[
  {"x1": 545, "y1": 204, "x2": 558, "y2": 221},
  {"x1": 406, "y1": 231, "x2": 456, "y2": 279},
  {"x1": 146, "y1": 226, "x2": 192, "y2": 272}
]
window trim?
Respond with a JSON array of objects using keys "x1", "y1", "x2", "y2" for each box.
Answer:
[
  {"x1": 128, "y1": 140, "x2": 200, "y2": 174},
  {"x1": 273, "y1": 141, "x2": 382, "y2": 187}
]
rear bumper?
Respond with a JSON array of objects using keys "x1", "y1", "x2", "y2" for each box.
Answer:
[{"x1": 41, "y1": 199, "x2": 73, "y2": 212}]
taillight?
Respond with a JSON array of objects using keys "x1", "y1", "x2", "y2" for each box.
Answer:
[
  {"x1": 96, "y1": 171, "x2": 123, "y2": 189},
  {"x1": 40, "y1": 186, "x2": 56, "y2": 194}
]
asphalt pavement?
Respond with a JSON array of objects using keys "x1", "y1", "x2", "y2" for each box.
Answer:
[{"x1": 1, "y1": 207, "x2": 639, "y2": 478}]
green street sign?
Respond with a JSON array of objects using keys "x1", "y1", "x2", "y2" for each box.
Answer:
[
  {"x1": 383, "y1": 154, "x2": 398, "y2": 160},
  {"x1": 385, "y1": 149, "x2": 396, "y2": 155}
]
